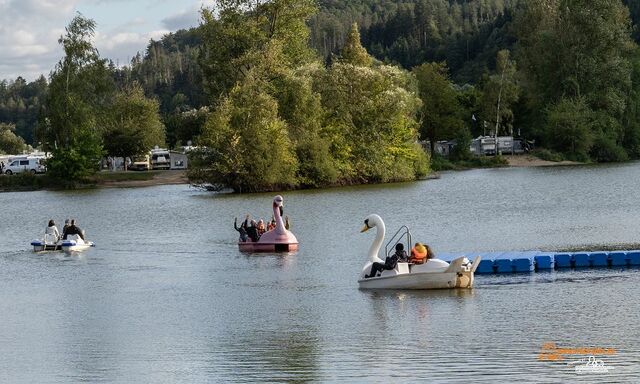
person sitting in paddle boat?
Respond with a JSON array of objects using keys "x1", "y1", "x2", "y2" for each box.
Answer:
[
  {"x1": 257, "y1": 219, "x2": 266, "y2": 237},
  {"x1": 243, "y1": 216, "x2": 260, "y2": 242},
  {"x1": 396, "y1": 242, "x2": 409, "y2": 262},
  {"x1": 365, "y1": 243, "x2": 403, "y2": 278},
  {"x1": 45, "y1": 219, "x2": 60, "y2": 243},
  {"x1": 234, "y1": 217, "x2": 249, "y2": 242},
  {"x1": 410, "y1": 242, "x2": 428, "y2": 264},
  {"x1": 63, "y1": 219, "x2": 85, "y2": 240}
]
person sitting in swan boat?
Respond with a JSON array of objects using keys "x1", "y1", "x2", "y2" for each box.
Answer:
[
  {"x1": 234, "y1": 217, "x2": 249, "y2": 242},
  {"x1": 257, "y1": 219, "x2": 266, "y2": 237},
  {"x1": 396, "y1": 242, "x2": 409, "y2": 262},
  {"x1": 410, "y1": 243, "x2": 428, "y2": 264},
  {"x1": 365, "y1": 243, "x2": 404, "y2": 278},
  {"x1": 243, "y1": 216, "x2": 260, "y2": 242}
]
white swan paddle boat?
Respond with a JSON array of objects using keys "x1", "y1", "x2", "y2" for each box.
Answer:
[
  {"x1": 358, "y1": 214, "x2": 481, "y2": 290},
  {"x1": 238, "y1": 195, "x2": 299, "y2": 252},
  {"x1": 31, "y1": 234, "x2": 95, "y2": 254}
]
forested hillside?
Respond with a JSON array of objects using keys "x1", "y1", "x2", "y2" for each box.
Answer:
[{"x1": 310, "y1": 0, "x2": 518, "y2": 83}]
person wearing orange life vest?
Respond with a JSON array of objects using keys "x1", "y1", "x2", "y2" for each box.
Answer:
[{"x1": 410, "y1": 242, "x2": 429, "y2": 264}]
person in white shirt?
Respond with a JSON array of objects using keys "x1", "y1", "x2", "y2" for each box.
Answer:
[{"x1": 45, "y1": 219, "x2": 60, "y2": 243}]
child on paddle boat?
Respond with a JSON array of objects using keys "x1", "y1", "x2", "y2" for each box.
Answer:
[{"x1": 410, "y1": 243, "x2": 428, "y2": 264}]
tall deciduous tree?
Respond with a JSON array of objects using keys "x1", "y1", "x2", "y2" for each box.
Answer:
[
  {"x1": 479, "y1": 49, "x2": 519, "y2": 138},
  {"x1": 190, "y1": 72, "x2": 298, "y2": 192},
  {"x1": 40, "y1": 13, "x2": 113, "y2": 179}
]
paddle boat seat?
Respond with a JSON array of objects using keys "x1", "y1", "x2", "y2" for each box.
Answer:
[
  {"x1": 379, "y1": 262, "x2": 410, "y2": 278},
  {"x1": 66, "y1": 234, "x2": 83, "y2": 243}
]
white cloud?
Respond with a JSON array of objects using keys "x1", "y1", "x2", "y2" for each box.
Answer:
[
  {"x1": 0, "y1": 0, "x2": 202, "y2": 81},
  {"x1": 93, "y1": 29, "x2": 169, "y2": 66},
  {"x1": 161, "y1": 0, "x2": 216, "y2": 30},
  {"x1": 0, "y1": 0, "x2": 72, "y2": 80}
]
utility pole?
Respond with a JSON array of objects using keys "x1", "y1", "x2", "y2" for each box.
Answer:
[{"x1": 495, "y1": 68, "x2": 504, "y2": 156}]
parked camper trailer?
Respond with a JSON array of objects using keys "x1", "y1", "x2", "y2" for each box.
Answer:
[
  {"x1": 130, "y1": 155, "x2": 150, "y2": 171},
  {"x1": 470, "y1": 136, "x2": 525, "y2": 156},
  {"x1": 150, "y1": 148, "x2": 170, "y2": 170}
]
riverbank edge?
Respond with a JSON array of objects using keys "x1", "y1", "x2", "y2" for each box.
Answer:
[
  {"x1": 0, "y1": 157, "x2": 583, "y2": 193},
  {"x1": 0, "y1": 170, "x2": 188, "y2": 192}
]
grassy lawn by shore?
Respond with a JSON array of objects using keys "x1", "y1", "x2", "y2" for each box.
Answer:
[
  {"x1": 0, "y1": 170, "x2": 187, "y2": 192},
  {"x1": 91, "y1": 171, "x2": 158, "y2": 182}
]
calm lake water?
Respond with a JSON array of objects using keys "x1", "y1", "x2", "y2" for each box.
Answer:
[{"x1": 1, "y1": 163, "x2": 640, "y2": 382}]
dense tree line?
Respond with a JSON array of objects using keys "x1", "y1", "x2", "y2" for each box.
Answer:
[{"x1": 0, "y1": 76, "x2": 47, "y2": 146}]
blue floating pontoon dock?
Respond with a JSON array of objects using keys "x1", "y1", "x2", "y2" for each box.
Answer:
[{"x1": 437, "y1": 250, "x2": 640, "y2": 274}]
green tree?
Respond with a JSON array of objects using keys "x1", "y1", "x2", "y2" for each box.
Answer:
[
  {"x1": 0, "y1": 123, "x2": 26, "y2": 154},
  {"x1": 545, "y1": 97, "x2": 594, "y2": 160},
  {"x1": 414, "y1": 62, "x2": 465, "y2": 153},
  {"x1": 190, "y1": 73, "x2": 298, "y2": 192},
  {"x1": 164, "y1": 107, "x2": 208, "y2": 148},
  {"x1": 479, "y1": 50, "x2": 519, "y2": 138},
  {"x1": 40, "y1": 13, "x2": 113, "y2": 179},
  {"x1": 316, "y1": 63, "x2": 428, "y2": 182},
  {"x1": 341, "y1": 23, "x2": 372, "y2": 67},
  {"x1": 515, "y1": 0, "x2": 633, "y2": 159},
  {"x1": 199, "y1": 0, "x2": 316, "y2": 103},
  {"x1": 273, "y1": 64, "x2": 338, "y2": 186},
  {"x1": 103, "y1": 84, "x2": 166, "y2": 167}
]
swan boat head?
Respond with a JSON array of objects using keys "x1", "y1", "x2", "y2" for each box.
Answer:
[
  {"x1": 273, "y1": 195, "x2": 284, "y2": 217},
  {"x1": 361, "y1": 214, "x2": 386, "y2": 270}
]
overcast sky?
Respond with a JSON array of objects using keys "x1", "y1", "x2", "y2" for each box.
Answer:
[{"x1": 0, "y1": 0, "x2": 215, "y2": 82}]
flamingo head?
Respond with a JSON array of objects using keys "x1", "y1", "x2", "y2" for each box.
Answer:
[
  {"x1": 273, "y1": 195, "x2": 284, "y2": 216},
  {"x1": 361, "y1": 214, "x2": 382, "y2": 233}
]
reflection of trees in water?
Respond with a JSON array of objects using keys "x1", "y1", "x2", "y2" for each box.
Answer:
[
  {"x1": 223, "y1": 328, "x2": 320, "y2": 382},
  {"x1": 364, "y1": 289, "x2": 478, "y2": 365}
]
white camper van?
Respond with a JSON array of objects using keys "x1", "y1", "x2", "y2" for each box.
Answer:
[{"x1": 4, "y1": 157, "x2": 46, "y2": 175}]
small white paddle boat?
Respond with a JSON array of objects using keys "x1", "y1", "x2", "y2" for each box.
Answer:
[
  {"x1": 31, "y1": 234, "x2": 94, "y2": 254},
  {"x1": 60, "y1": 234, "x2": 94, "y2": 253},
  {"x1": 31, "y1": 233, "x2": 61, "y2": 252},
  {"x1": 358, "y1": 214, "x2": 481, "y2": 290}
]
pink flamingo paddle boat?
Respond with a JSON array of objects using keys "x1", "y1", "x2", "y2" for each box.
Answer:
[{"x1": 238, "y1": 195, "x2": 299, "y2": 252}]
